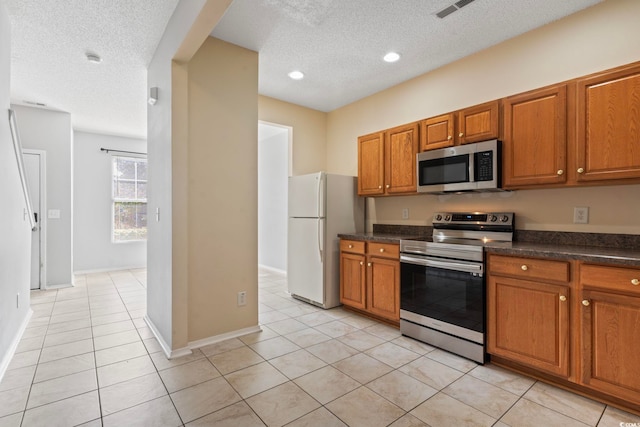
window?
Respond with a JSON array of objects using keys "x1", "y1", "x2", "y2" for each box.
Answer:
[{"x1": 112, "y1": 156, "x2": 147, "y2": 242}]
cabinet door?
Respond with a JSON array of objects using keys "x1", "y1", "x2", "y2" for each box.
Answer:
[
  {"x1": 503, "y1": 85, "x2": 567, "y2": 188},
  {"x1": 367, "y1": 257, "x2": 400, "y2": 321},
  {"x1": 487, "y1": 275, "x2": 570, "y2": 377},
  {"x1": 385, "y1": 122, "x2": 419, "y2": 194},
  {"x1": 458, "y1": 101, "x2": 500, "y2": 145},
  {"x1": 576, "y1": 64, "x2": 640, "y2": 182},
  {"x1": 420, "y1": 113, "x2": 455, "y2": 151},
  {"x1": 340, "y1": 252, "x2": 366, "y2": 310},
  {"x1": 580, "y1": 289, "x2": 640, "y2": 403},
  {"x1": 358, "y1": 132, "x2": 385, "y2": 196}
]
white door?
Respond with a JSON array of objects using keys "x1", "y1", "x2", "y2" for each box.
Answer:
[
  {"x1": 287, "y1": 217, "x2": 324, "y2": 305},
  {"x1": 24, "y1": 151, "x2": 44, "y2": 290}
]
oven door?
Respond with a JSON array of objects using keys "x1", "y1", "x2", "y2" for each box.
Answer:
[{"x1": 400, "y1": 254, "x2": 485, "y2": 342}]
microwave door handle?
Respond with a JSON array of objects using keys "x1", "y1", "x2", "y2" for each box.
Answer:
[{"x1": 468, "y1": 153, "x2": 475, "y2": 183}]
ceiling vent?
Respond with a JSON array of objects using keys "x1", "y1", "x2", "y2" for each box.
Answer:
[{"x1": 436, "y1": 0, "x2": 476, "y2": 18}]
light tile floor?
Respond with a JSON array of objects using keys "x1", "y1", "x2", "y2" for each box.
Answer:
[{"x1": 1, "y1": 268, "x2": 639, "y2": 426}]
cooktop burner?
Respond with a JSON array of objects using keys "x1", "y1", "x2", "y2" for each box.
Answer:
[{"x1": 400, "y1": 212, "x2": 515, "y2": 261}]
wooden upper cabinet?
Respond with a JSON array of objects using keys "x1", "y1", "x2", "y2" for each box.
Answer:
[
  {"x1": 576, "y1": 63, "x2": 640, "y2": 182},
  {"x1": 385, "y1": 122, "x2": 419, "y2": 194},
  {"x1": 420, "y1": 113, "x2": 455, "y2": 151},
  {"x1": 503, "y1": 84, "x2": 568, "y2": 188},
  {"x1": 357, "y1": 132, "x2": 384, "y2": 196},
  {"x1": 458, "y1": 100, "x2": 500, "y2": 145}
]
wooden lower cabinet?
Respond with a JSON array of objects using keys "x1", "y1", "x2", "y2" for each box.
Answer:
[
  {"x1": 488, "y1": 270, "x2": 570, "y2": 378},
  {"x1": 579, "y1": 264, "x2": 640, "y2": 404},
  {"x1": 367, "y1": 256, "x2": 400, "y2": 321},
  {"x1": 340, "y1": 239, "x2": 400, "y2": 323},
  {"x1": 340, "y1": 252, "x2": 366, "y2": 310},
  {"x1": 488, "y1": 254, "x2": 640, "y2": 412}
]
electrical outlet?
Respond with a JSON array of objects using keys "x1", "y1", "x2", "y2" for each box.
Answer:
[
  {"x1": 573, "y1": 207, "x2": 589, "y2": 224},
  {"x1": 237, "y1": 291, "x2": 247, "y2": 306},
  {"x1": 402, "y1": 208, "x2": 409, "y2": 220}
]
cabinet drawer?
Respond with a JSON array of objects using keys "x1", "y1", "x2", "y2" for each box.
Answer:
[
  {"x1": 489, "y1": 255, "x2": 570, "y2": 283},
  {"x1": 580, "y1": 263, "x2": 640, "y2": 294},
  {"x1": 340, "y1": 240, "x2": 365, "y2": 254},
  {"x1": 367, "y1": 242, "x2": 399, "y2": 259}
]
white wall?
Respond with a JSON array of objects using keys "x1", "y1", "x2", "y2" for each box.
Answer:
[
  {"x1": 73, "y1": 131, "x2": 147, "y2": 272},
  {"x1": 258, "y1": 126, "x2": 288, "y2": 271},
  {"x1": 12, "y1": 104, "x2": 73, "y2": 286},
  {"x1": 0, "y1": 1, "x2": 32, "y2": 381}
]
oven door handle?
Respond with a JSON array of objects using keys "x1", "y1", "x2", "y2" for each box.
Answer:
[{"x1": 400, "y1": 255, "x2": 483, "y2": 275}]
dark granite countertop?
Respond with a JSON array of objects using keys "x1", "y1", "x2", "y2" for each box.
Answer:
[
  {"x1": 337, "y1": 232, "x2": 425, "y2": 244},
  {"x1": 339, "y1": 226, "x2": 640, "y2": 268},
  {"x1": 484, "y1": 241, "x2": 640, "y2": 268}
]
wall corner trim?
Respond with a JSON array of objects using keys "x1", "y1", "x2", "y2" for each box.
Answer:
[
  {"x1": 188, "y1": 325, "x2": 262, "y2": 351},
  {"x1": 144, "y1": 315, "x2": 191, "y2": 359},
  {"x1": 0, "y1": 308, "x2": 33, "y2": 384}
]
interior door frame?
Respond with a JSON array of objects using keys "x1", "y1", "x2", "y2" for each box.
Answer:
[{"x1": 23, "y1": 149, "x2": 47, "y2": 290}]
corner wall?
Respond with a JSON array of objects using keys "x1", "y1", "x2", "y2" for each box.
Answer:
[
  {"x1": 259, "y1": 96, "x2": 326, "y2": 175},
  {"x1": 12, "y1": 104, "x2": 74, "y2": 285},
  {"x1": 73, "y1": 131, "x2": 147, "y2": 272},
  {"x1": 0, "y1": 2, "x2": 31, "y2": 380},
  {"x1": 146, "y1": 0, "x2": 235, "y2": 352},
  {"x1": 326, "y1": 0, "x2": 640, "y2": 234},
  {"x1": 186, "y1": 37, "x2": 258, "y2": 341}
]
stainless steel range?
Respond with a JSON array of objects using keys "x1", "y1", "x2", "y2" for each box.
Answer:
[{"x1": 400, "y1": 212, "x2": 514, "y2": 363}]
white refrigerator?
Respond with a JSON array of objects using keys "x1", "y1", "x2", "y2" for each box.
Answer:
[{"x1": 288, "y1": 172, "x2": 364, "y2": 309}]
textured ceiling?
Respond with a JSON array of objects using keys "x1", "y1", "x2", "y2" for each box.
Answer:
[
  {"x1": 212, "y1": 0, "x2": 603, "y2": 112},
  {"x1": 5, "y1": 0, "x2": 603, "y2": 138},
  {"x1": 5, "y1": 0, "x2": 179, "y2": 138}
]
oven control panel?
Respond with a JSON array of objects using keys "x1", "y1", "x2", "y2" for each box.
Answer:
[{"x1": 433, "y1": 212, "x2": 514, "y2": 227}]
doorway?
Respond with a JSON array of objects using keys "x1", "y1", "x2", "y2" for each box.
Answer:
[
  {"x1": 257, "y1": 122, "x2": 291, "y2": 274},
  {"x1": 23, "y1": 149, "x2": 47, "y2": 290}
]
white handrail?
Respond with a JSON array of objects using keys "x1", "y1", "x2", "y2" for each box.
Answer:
[{"x1": 8, "y1": 109, "x2": 36, "y2": 231}]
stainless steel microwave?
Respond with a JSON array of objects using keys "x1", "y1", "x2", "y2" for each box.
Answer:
[{"x1": 416, "y1": 139, "x2": 502, "y2": 194}]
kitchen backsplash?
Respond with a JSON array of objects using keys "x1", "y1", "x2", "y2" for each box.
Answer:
[{"x1": 372, "y1": 224, "x2": 640, "y2": 249}]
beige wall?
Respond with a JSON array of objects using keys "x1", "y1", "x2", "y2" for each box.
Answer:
[
  {"x1": 259, "y1": 96, "x2": 326, "y2": 175},
  {"x1": 187, "y1": 37, "x2": 259, "y2": 341},
  {"x1": 326, "y1": 0, "x2": 640, "y2": 234}
]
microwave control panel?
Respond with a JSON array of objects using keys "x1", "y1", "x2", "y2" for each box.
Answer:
[{"x1": 474, "y1": 151, "x2": 494, "y2": 182}]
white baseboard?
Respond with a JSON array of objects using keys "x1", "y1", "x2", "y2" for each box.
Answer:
[
  {"x1": 144, "y1": 315, "x2": 192, "y2": 360},
  {"x1": 258, "y1": 264, "x2": 287, "y2": 275},
  {"x1": 43, "y1": 283, "x2": 73, "y2": 290},
  {"x1": 74, "y1": 265, "x2": 146, "y2": 275},
  {"x1": 144, "y1": 315, "x2": 262, "y2": 360},
  {"x1": 0, "y1": 308, "x2": 33, "y2": 384},
  {"x1": 188, "y1": 325, "x2": 262, "y2": 350}
]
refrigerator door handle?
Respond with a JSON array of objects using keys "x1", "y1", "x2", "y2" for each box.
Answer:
[
  {"x1": 316, "y1": 173, "x2": 324, "y2": 218},
  {"x1": 317, "y1": 218, "x2": 323, "y2": 262}
]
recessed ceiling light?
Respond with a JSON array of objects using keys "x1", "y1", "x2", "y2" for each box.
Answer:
[
  {"x1": 288, "y1": 70, "x2": 304, "y2": 80},
  {"x1": 383, "y1": 52, "x2": 400, "y2": 63},
  {"x1": 86, "y1": 52, "x2": 102, "y2": 64}
]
